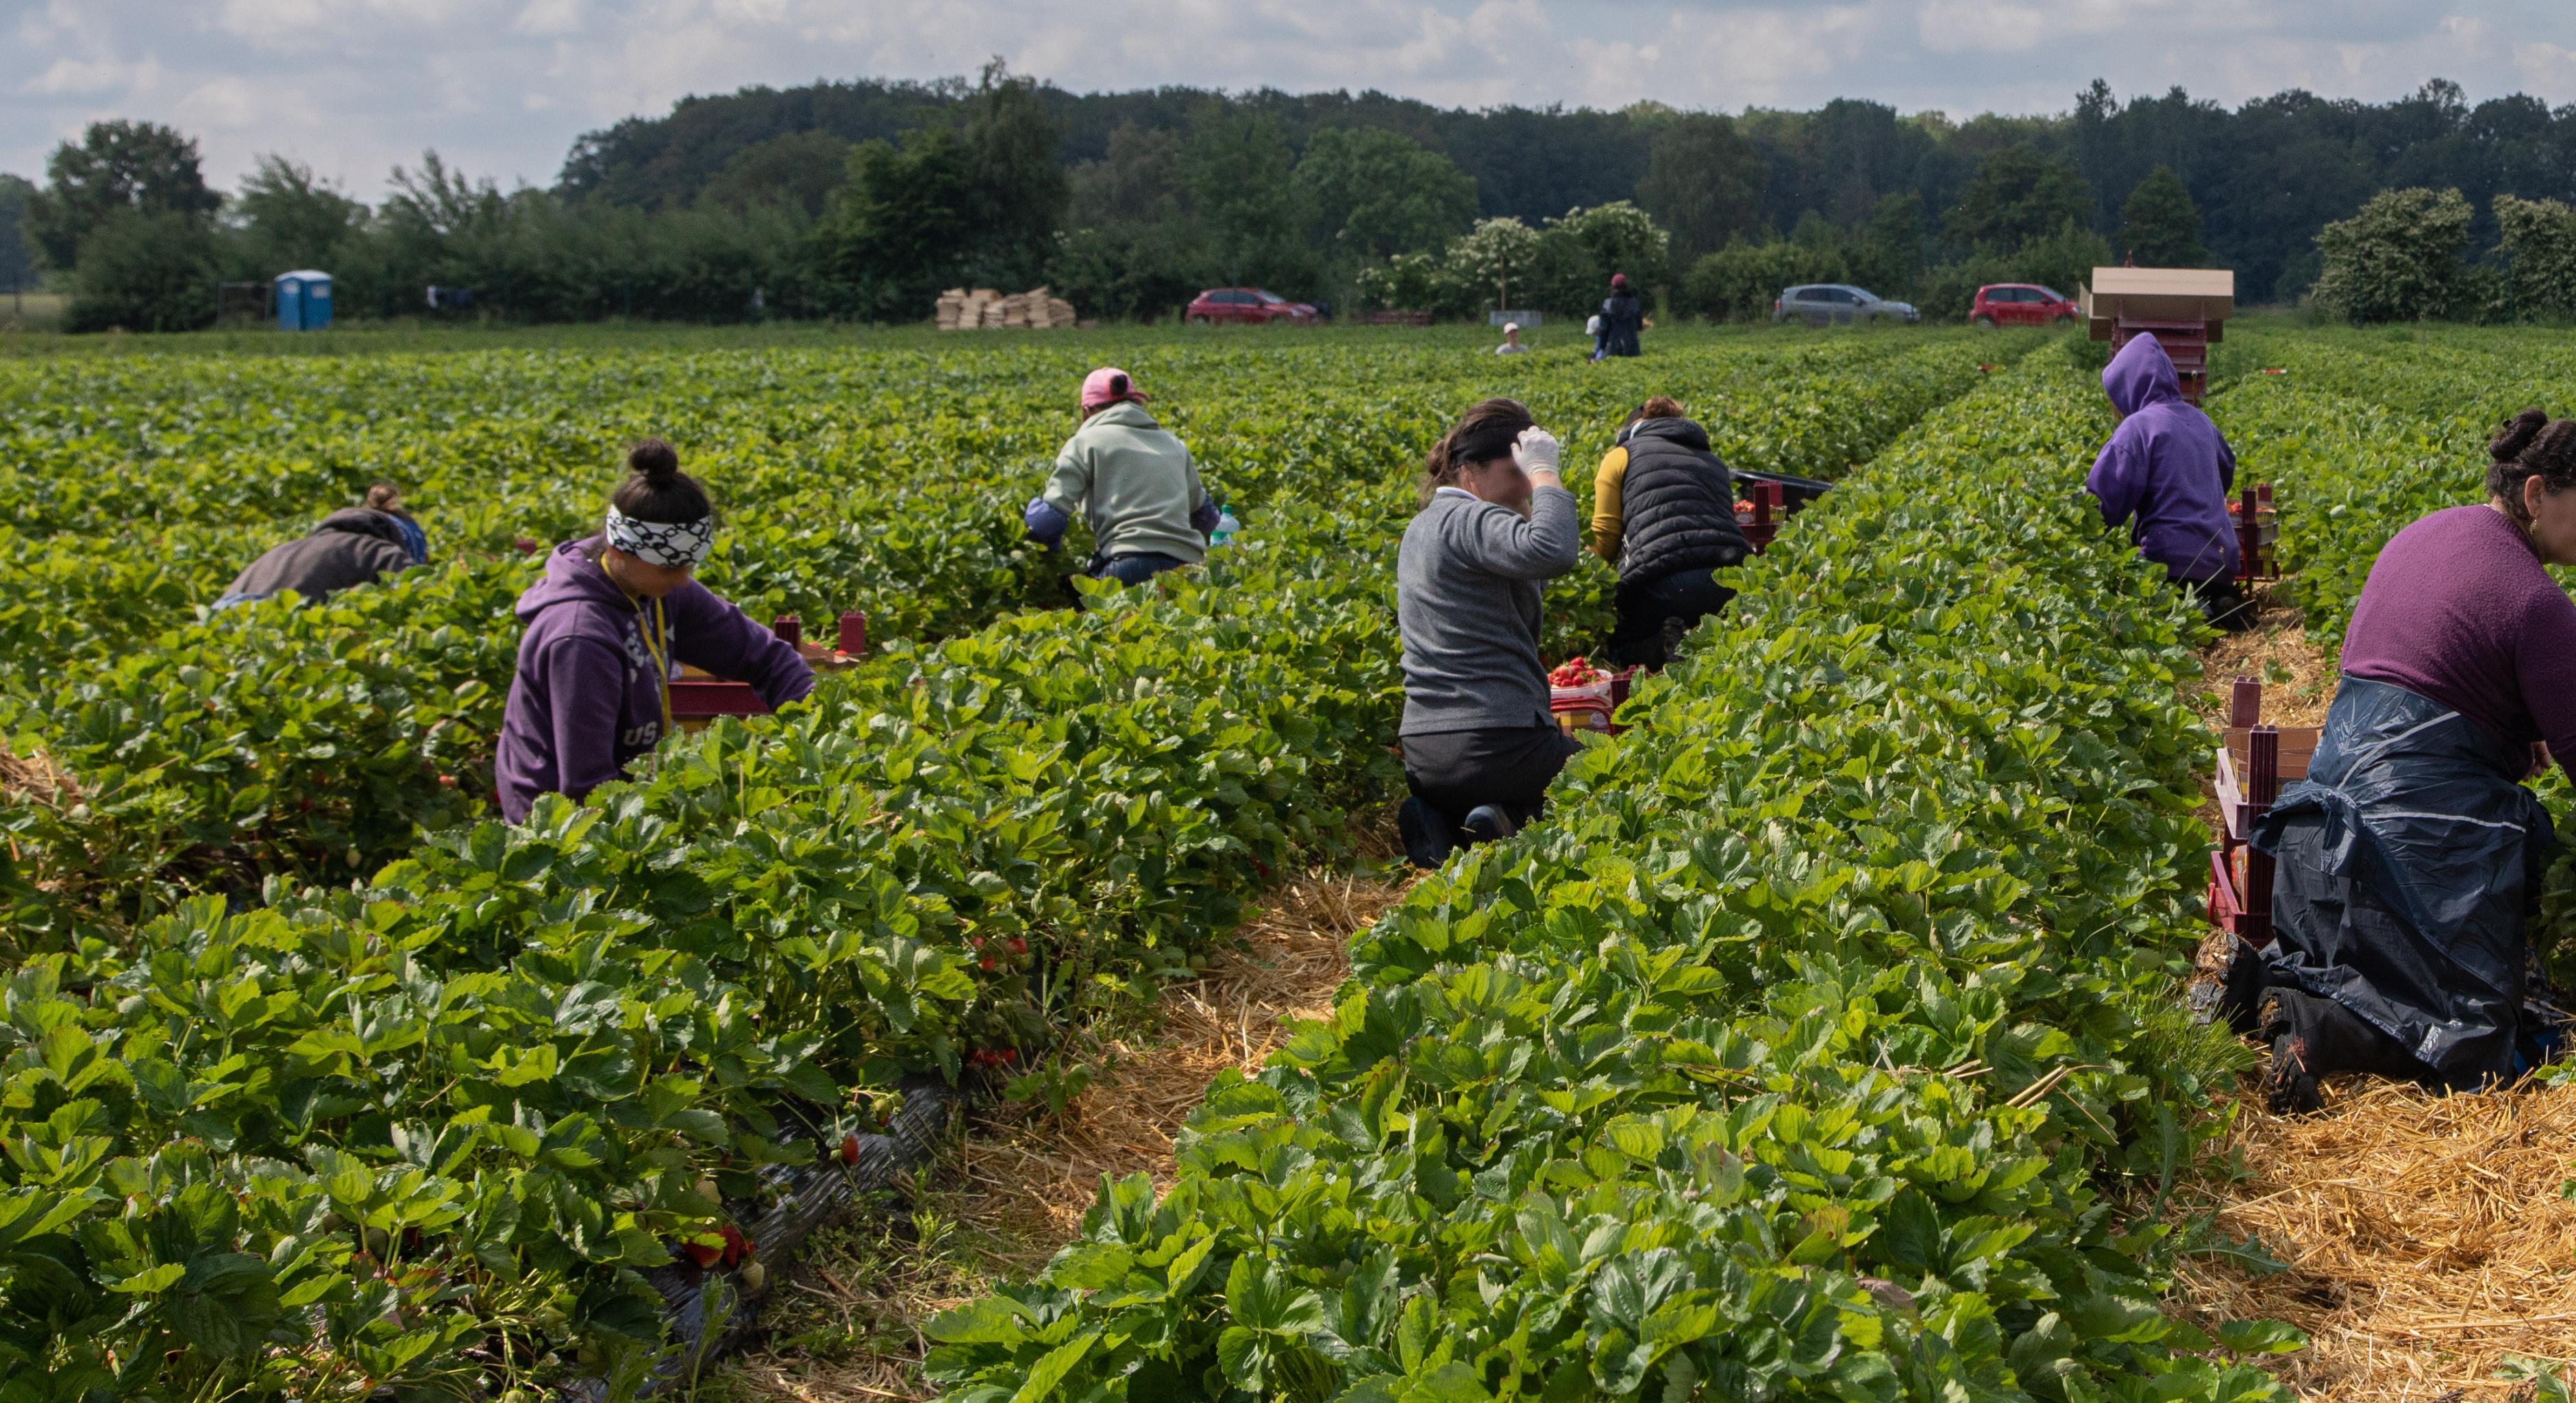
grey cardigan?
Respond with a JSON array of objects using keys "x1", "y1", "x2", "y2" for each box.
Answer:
[{"x1": 1396, "y1": 484, "x2": 1581, "y2": 734}]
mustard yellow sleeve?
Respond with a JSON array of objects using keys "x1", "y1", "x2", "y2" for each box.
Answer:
[{"x1": 1589, "y1": 446, "x2": 1628, "y2": 562}]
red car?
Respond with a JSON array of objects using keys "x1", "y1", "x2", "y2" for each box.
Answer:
[
  {"x1": 1970, "y1": 284, "x2": 2081, "y2": 327},
  {"x1": 1185, "y1": 288, "x2": 1317, "y2": 325}
]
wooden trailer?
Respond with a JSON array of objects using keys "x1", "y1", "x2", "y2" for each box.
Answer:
[{"x1": 2081, "y1": 267, "x2": 2235, "y2": 406}]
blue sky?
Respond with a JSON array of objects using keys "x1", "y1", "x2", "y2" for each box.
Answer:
[{"x1": 8, "y1": 0, "x2": 2574, "y2": 195}]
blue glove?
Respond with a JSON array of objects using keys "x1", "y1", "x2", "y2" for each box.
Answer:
[
  {"x1": 1024, "y1": 497, "x2": 1068, "y2": 547},
  {"x1": 1190, "y1": 499, "x2": 1221, "y2": 535}
]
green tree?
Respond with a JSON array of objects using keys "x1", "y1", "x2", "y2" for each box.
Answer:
[
  {"x1": 0, "y1": 174, "x2": 36, "y2": 290},
  {"x1": 66, "y1": 210, "x2": 219, "y2": 332},
  {"x1": 2312, "y1": 186, "x2": 2473, "y2": 323},
  {"x1": 1069, "y1": 122, "x2": 1182, "y2": 227},
  {"x1": 2117, "y1": 165, "x2": 2206, "y2": 266},
  {"x1": 1178, "y1": 105, "x2": 1309, "y2": 289},
  {"x1": 1541, "y1": 201, "x2": 1670, "y2": 313},
  {"x1": 1850, "y1": 193, "x2": 1926, "y2": 295},
  {"x1": 1293, "y1": 127, "x2": 1475, "y2": 261},
  {"x1": 27, "y1": 120, "x2": 222, "y2": 269},
  {"x1": 1944, "y1": 145, "x2": 2092, "y2": 252},
  {"x1": 1634, "y1": 113, "x2": 1767, "y2": 262},
  {"x1": 1441, "y1": 216, "x2": 1541, "y2": 311},
  {"x1": 958, "y1": 60, "x2": 1068, "y2": 290},
  {"x1": 232, "y1": 156, "x2": 369, "y2": 275},
  {"x1": 697, "y1": 131, "x2": 851, "y2": 218},
  {"x1": 815, "y1": 126, "x2": 975, "y2": 319},
  {"x1": 2496, "y1": 193, "x2": 2576, "y2": 321}
]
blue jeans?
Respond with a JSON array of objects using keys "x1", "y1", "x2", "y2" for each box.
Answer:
[{"x1": 1087, "y1": 551, "x2": 1188, "y2": 586}]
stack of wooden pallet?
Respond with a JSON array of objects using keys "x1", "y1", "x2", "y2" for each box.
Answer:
[{"x1": 934, "y1": 287, "x2": 1078, "y2": 331}]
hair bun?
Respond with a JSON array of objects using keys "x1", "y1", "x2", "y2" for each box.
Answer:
[
  {"x1": 628, "y1": 437, "x2": 681, "y2": 483},
  {"x1": 2490, "y1": 408, "x2": 2548, "y2": 462}
]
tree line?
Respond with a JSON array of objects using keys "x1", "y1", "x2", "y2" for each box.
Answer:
[{"x1": 11, "y1": 69, "x2": 2576, "y2": 331}]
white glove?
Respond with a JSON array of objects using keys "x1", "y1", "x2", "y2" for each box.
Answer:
[{"x1": 1512, "y1": 425, "x2": 1561, "y2": 477}]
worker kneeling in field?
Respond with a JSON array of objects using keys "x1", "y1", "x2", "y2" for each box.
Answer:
[
  {"x1": 493, "y1": 439, "x2": 813, "y2": 823},
  {"x1": 1589, "y1": 395, "x2": 1752, "y2": 668},
  {"x1": 2086, "y1": 333, "x2": 2251, "y2": 630},
  {"x1": 214, "y1": 482, "x2": 426, "y2": 608},
  {"x1": 1024, "y1": 367, "x2": 1220, "y2": 586},
  {"x1": 1395, "y1": 398, "x2": 1583, "y2": 867},
  {"x1": 2209, "y1": 409, "x2": 2576, "y2": 1112}
]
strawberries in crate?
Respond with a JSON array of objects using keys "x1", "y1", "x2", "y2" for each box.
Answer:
[{"x1": 1548, "y1": 656, "x2": 1606, "y2": 688}]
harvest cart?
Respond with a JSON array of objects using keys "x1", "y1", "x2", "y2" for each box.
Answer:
[
  {"x1": 2205, "y1": 678, "x2": 2320, "y2": 944},
  {"x1": 2081, "y1": 267, "x2": 2236, "y2": 406},
  {"x1": 670, "y1": 610, "x2": 867, "y2": 731},
  {"x1": 2232, "y1": 484, "x2": 2280, "y2": 584},
  {"x1": 1732, "y1": 470, "x2": 1833, "y2": 554}
]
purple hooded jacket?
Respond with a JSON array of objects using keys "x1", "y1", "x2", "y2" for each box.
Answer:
[
  {"x1": 494, "y1": 537, "x2": 815, "y2": 822},
  {"x1": 2085, "y1": 334, "x2": 2239, "y2": 583}
]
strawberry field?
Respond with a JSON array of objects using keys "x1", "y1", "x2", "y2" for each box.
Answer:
[{"x1": 3, "y1": 324, "x2": 2556, "y2": 1401}]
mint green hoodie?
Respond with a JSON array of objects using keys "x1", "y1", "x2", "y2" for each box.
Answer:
[{"x1": 1043, "y1": 401, "x2": 1211, "y2": 563}]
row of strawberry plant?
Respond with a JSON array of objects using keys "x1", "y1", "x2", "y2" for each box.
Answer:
[
  {"x1": 0, "y1": 335, "x2": 2006, "y2": 939},
  {"x1": 0, "y1": 336, "x2": 2013, "y2": 1395},
  {"x1": 923, "y1": 356, "x2": 2295, "y2": 1403}
]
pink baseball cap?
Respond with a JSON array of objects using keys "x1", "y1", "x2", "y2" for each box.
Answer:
[{"x1": 1080, "y1": 367, "x2": 1149, "y2": 410}]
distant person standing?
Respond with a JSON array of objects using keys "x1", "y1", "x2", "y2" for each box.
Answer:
[
  {"x1": 1024, "y1": 367, "x2": 1221, "y2": 586},
  {"x1": 1598, "y1": 273, "x2": 1644, "y2": 358},
  {"x1": 1585, "y1": 312, "x2": 1605, "y2": 359},
  {"x1": 1494, "y1": 321, "x2": 1529, "y2": 356}
]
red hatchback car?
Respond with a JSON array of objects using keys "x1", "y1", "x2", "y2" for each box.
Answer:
[
  {"x1": 1185, "y1": 288, "x2": 1317, "y2": 324},
  {"x1": 1970, "y1": 284, "x2": 2081, "y2": 327}
]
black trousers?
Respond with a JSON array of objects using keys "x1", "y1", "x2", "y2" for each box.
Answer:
[
  {"x1": 1609, "y1": 567, "x2": 1737, "y2": 668},
  {"x1": 2183, "y1": 574, "x2": 2254, "y2": 632},
  {"x1": 1401, "y1": 725, "x2": 1582, "y2": 829}
]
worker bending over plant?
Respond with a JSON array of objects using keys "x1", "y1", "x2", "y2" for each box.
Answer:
[
  {"x1": 213, "y1": 482, "x2": 427, "y2": 608},
  {"x1": 1025, "y1": 367, "x2": 1221, "y2": 586},
  {"x1": 1587, "y1": 395, "x2": 1753, "y2": 667},
  {"x1": 494, "y1": 439, "x2": 813, "y2": 822},
  {"x1": 2209, "y1": 410, "x2": 2576, "y2": 1111},
  {"x1": 2085, "y1": 333, "x2": 2250, "y2": 630},
  {"x1": 1395, "y1": 397, "x2": 1582, "y2": 867}
]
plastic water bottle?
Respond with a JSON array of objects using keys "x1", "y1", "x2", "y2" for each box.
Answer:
[{"x1": 1210, "y1": 506, "x2": 1240, "y2": 549}]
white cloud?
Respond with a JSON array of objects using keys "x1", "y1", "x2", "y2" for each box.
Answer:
[
  {"x1": 22, "y1": 55, "x2": 164, "y2": 96},
  {"x1": 513, "y1": 0, "x2": 582, "y2": 36},
  {"x1": 4, "y1": 0, "x2": 2574, "y2": 194}
]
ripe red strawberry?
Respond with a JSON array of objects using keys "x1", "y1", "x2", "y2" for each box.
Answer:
[{"x1": 839, "y1": 1133, "x2": 861, "y2": 1165}]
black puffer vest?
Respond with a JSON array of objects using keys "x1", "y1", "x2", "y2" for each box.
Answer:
[{"x1": 1615, "y1": 417, "x2": 1749, "y2": 582}]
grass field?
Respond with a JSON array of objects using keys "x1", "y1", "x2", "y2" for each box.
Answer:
[{"x1": 0, "y1": 319, "x2": 2567, "y2": 1402}]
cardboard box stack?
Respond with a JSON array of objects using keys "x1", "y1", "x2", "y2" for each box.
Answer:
[{"x1": 936, "y1": 286, "x2": 1078, "y2": 331}]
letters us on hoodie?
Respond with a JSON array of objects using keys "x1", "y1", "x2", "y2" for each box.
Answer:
[
  {"x1": 2085, "y1": 333, "x2": 2240, "y2": 584},
  {"x1": 495, "y1": 537, "x2": 813, "y2": 821}
]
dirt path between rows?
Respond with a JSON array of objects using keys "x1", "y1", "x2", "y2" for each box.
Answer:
[
  {"x1": 2170, "y1": 583, "x2": 2576, "y2": 1401},
  {"x1": 712, "y1": 867, "x2": 1412, "y2": 1403}
]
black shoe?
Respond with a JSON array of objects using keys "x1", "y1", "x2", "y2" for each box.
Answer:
[
  {"x1": 1398, "y1": 797, "x2": 1457, "y2": 869},
  {"x1": 1459, "y1": 805, "x2": 1518, "y2": 846}
]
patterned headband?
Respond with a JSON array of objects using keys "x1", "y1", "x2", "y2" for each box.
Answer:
[{"x1": 604, "y1": 505, "x2": 714, "y2": 569}]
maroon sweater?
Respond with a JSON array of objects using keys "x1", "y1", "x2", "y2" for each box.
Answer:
[{"x1": 2341, "y1": 505, "x2": 2576, "y2": 777}]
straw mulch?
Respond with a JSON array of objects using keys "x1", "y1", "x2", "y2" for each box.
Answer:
[
  {"x1": 719, "y1": 868, "x2": 1413, "y2": 1403},
  {"x1": 2194, "y1": 583, "x2": 2337, "y2": 730},
  {"x1": 945, "y1": 870, "x2": 1409, "y2": 1244},
  {"x1": 2171, "y1": 1080, "x2": 2576, "y2": 1400},
  {"x1": 2174, "y1": 578, "x2": 2576, "y2": 1400}
]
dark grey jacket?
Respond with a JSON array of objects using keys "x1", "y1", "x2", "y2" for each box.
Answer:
[
  {"x1": 1396, "y1": 485, "x2": 1581, "y2": 734},
  {"x1": 224, "y1": 509, "x2": 417, "y2": 603},
  {"x1": 1615, "y1": 417, "x2": 1750, "y2": 583}
]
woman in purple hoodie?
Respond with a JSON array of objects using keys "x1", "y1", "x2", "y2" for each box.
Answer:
[
  {"x1": 493, "y1": 440, "x2": 814, "y2": 822},
  {"x1": 2085, "y1": 333, "x2": 2249, "y2": 630}
]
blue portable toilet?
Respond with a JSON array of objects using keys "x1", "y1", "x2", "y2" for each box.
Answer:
[{"x1": 274, "y1": 271, "x2": 334, "y2": 331}]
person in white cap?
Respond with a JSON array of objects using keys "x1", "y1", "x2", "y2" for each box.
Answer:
[
  {"x1": 1024, "y1": 367, "x2": 1221, "y2": 586},
  {"x1": 1494, "y1": 322, "x2": 1528, "y2": 355}
]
